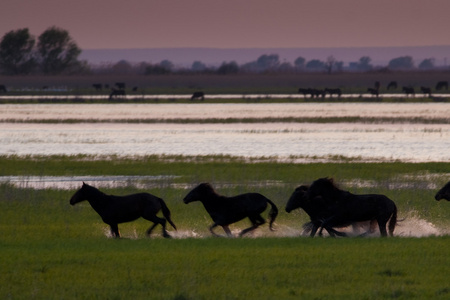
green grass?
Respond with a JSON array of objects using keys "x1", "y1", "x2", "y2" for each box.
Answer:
[{"x1": 1, "y1": 156, "x2": 450, "y2": 299}]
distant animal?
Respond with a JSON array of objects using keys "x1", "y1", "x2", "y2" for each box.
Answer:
[
  {"x1": 387, "y1": 81, "x2": 398, "y2": 90},
  {"x1": 306, "y1": 177, "x2": 398, "y2": 237},
  {"x1": 115, "y1": 82, "x2": 126, "y2": 89},
  {"x1": 92, "y1": 83, "x2": 102, "y2": 91},
  {"x1": 435, "y1": 181, "x2": 450, "y2": 201},
  {"x1": 0, "y1": 85, "x2": 7, "y2": 93},
  {"x1": 402, "y1": 86, "x2": 415, "y2": 97},
  {"x1": 367, "y1": 88, "x2": 379, "y2": 97},
  {"x1": 298, "y1": 88, "x2": 311, "y2": 97},
  {"x1": 109, "y1": 88, "x2": 126, "y2": 100},
  {"x1": 309, "y1": 89, "x2": 325, "y2": 99},
  {"x1": 324, "y1": 88, "x2": 342, "y2": 98},
  {"x1": 70, "y1": 182, "x2": 177, "y2": 238},
  {"x1": 132, "y1": 86, "x2": 138, "y2": 92},
  {"x1": 420, "y1": 86, "x2": 432, "y2": 97},
  {"x1": 191, "y1": 91, "x2": 205, "y2": 100},
  {"x1": 374, "y1": 81, "x2": 381, "y2": 90},
  {"x1": 435, "y1": 81, "x2": 448, "y2": 90},
  {"x1": 183, "y1": 183, "x2": 278, "y2": 237}
]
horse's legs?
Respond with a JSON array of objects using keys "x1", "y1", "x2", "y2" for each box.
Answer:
[
  {"x1": 109, "y1": 224, "x2": 120, "y2": 238},
  {"x1": 239, "y1": 215, "x2": 265, "y2": 237},
  {"x1": 377, "y1": 219, "x2": 388, "y2": 237},
  {"x1": 144, "y1": 215, "x2": 171, "y2": 238},
  {"x1": 209, "y1": 223, "x2": 223, "y2": 237},
  {"x1": 222, "y1": 225, "x2": 233, "y2": 237}
]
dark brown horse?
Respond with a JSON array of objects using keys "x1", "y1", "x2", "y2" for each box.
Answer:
[
  {"x1": 324, "y1": 88, "x2": 342, "y2": 98},
  {"x1": 387, "y1": 81, "x2": 398, "y2": 90},
  {"x1": 109, "y1": 88, "x2": 126, "y2": 100},
  {"x1": 183, "y1": 183, "x2": 278, "y2": 237},
  {"x1": 191, "y1": 91, "x2": 205, "y2": 100},
  {"x1": 402, "y1": 86, "x2": 415, "y2": 97},
  {"x1": 307, "y1": 178, "x2": 397, "y2": 237},
  {"x1": 70, "y1": 182, "x2": 177, "y2": 238},
  {"x1": 435, "y1": 181, "x2": 450, "y2": 201}
]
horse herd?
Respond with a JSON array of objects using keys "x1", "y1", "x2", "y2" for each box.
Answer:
[
  {"x1": 298, "y1": 81, "x2": 449, "y2": 99},
  {"x1": 70, "y1": 179, "x2": 450, "y2": 239}
]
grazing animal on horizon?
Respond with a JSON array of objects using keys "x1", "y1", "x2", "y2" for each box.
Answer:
[
  {"x1": 191, "y1": 91, "x2": 205, "y2": 100},
  {"x1": 387, "y1": 81, "x2": 398, "y2": 90},
  {"x1": 324, "y1": 88, "x2": 342, "y2": 98},
  {"x1": 435, "y1": 81, "x2": 448, "y2": 91},
  {"x1": 70, "y1": 182, "x2": 177, "y2": 238},
  {"x1": 183, "y1": 183, "x2": 278, "y2": 237},
  {"x1": 420, "y1": 86, "x2": 432, "y2": 97},
  {"x1": 402, "y1": 86, "x2": 415, "y2": 97},
  {"x1": 306, "y1": 177, "x2": 398, "y2": 237},
  {"x1": 298, "y1": 88, "x2": 311, "y2": 97},
  {"x1": 367, "y1": 88, "x2": 379, "y2": 97},
  {"x1": 435, "y1": 181, "x2": 450, "y2": 201},
  {"x1": 93, "y1": 83, "x2": 102, "y2": 91},
  {"x1": 109, "y1": 88, "x2": 126, "y2": 100}
]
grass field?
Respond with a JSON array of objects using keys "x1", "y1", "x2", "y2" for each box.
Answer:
[{"x1": 1, "y1": 155, "x2": 450, "y2": 299}]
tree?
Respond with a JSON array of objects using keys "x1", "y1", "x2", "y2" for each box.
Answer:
[
  {"x1": 0, "y1": 28, "x2": 36, "y2": 75},
  {"x1": 306, "y1": 59, "x2": 325, "y2": 71},
  {"x1": 256, "y1": 54, "x2": 279, "y2": 71},
  {"x1": 388, "y1": 56, "x2": 414, "y2": 70},
  {"x1": 294, "y1": 56, "x2": 305, "y2": 69},
  {"x1": 418, "y1": 58, "x2": 435, "y2": 70},
  {"x1": 358, "y1": 56, "x2": 372, "y2": 71},
  {"x1": 325, "y1": 56, "x2": 336, "y2": 74},
  {"x1": 37, "y1": 26, "x2": 81, "y2": 74},
  {"x1": 217, "y1": 61, "x2": 239, "y2": 74},
  {"x1": 191, "y1": 61, "x2": 207, "y2": 72}
]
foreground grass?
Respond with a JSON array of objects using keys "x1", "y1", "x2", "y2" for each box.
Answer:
[{"x1": 1, "y1": 156, "x2": 450, "y2": 299}]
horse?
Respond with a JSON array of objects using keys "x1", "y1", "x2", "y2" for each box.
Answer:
[
  {"x1": 191, "y1": 91, "x2": 205, "y2": 100},
  {"x1": 115, "y1": 82, "x2": 126, "y2": 89},
  {"x1": 183, "y1": 183, "x2": 278, "y2": 237},
  {"x1": 435, "y1": 181, "x2": 450, "y2": 201},
  {"x1": 286, "y1": 185, "x2": 347, "y2": 237},
  {"x1": 324, "y1": 88, "x2": 342, "y2": 98},
  {"x1": 435, "y1": 81, "x2": 448, "y2": 91},
  {"x1": 402, "y1": 86, "x2": 415, "y2": 97},
  {"x1": 109, "y1": 88, "x2": 126, "y2": 100},
  {"x1": 420, "y1": 86, "x2": 432, "y2": 97},
  {"x1": 387, "y1": 81, "x2": 398, "y2": 90},
  {"x1": 70, "y1": 182, "x2": 177, "y2": 238},
  {"x1": 286, "y1": 185, "x2": 376, "y2": 237},
  {"x1": 306, "y1": 177, "x2": 397, "y2": 237},
  {"x1": 298, "y1": 88, "x2": 311, "y2": 97},
  {"x1": 0, "y1": 85, "x2": 7, "y2": 93},
  {"x1": 309, "y1": 89, "x2": 325, "y2": 99},
  {"x1": 367, "y1": 88, "x2": 379, "y2": 97},
  {"x1": 92, "y1": 83, "x2": 102, "y2": 91}
]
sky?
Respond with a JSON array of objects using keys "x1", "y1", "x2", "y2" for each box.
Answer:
[{"x1": 2, "y1": 0, "x2": 450, "y2": 50}]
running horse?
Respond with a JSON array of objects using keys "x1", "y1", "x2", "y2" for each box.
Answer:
[
  {"x1": 306, "y1": 178, "x2": 397, "y2": 237},
  {"x1": 435, "y1": 181, "x2": 450, "y2": 201},
  {"x1": 183, "y1": 183, "x2": 278, "y2": 237},
  {"x1": 70, "y1": 182, "x2": 177, "y2": 238}
]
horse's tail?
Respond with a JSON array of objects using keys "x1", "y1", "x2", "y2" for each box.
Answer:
[
  {"x1": 159, "y1": 198, "x2": 177, "y2": 230},
  {"x1": 266, "y1": 199, "x2": 279, "y2": 231},
  {"x1": 388, "y1": 204, "x2": 397, "y2": 237}
]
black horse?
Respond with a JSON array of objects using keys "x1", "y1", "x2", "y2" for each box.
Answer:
[
  {"x1": 435, "y1": 181, "x2": 450, "y2": 201},
  {"x1": 324, "y1": 88, "x2": 342, "y2": 98},
  {"x1": 109, "y1": 88, "x2": 126, "y2": 100},
  {"x1": 70, "y1": 182, "x2": 177, "y2": 238},
  {"x1": 436, "y1": 81, "x2": 448, "y2": 91},
  {"x1": 191, "y1": 91, "x2": 205, "y2": 100},
  {"x1": 402, "y1": 86, "x2": 415, "y2": 97},
  {"x1": 286, "y1": 185, "x2": 347, "y2": 237},
  {"x1": 387, "y1": 81, "x2": 398, "y2": 90},
  {"x1": 183, "y1": 183, "x2": 278, "y2": 237},
  {"x1": 420, "y1": 86, "x2": 432, "y2": 97},
  {"x1": 307, "y1": 178, "x2": 397, "y2": 237},
  {"x1": 367, "y1": 88, "x2": 379, "y2": 97}
]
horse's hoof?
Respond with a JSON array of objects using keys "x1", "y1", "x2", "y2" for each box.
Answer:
[{"x1": 163, "y1": 233, "x2": 172, "y2": 239}]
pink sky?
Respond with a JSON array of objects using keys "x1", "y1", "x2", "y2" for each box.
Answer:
[{"x1": 2, "y1": 0, "x2": 450, "y2": 50}]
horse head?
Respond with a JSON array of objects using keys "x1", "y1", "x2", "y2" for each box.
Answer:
[
  {"x1": 307, "y1": 177, "x2": 337, "y2": 200},
  {"x1": 435, "y1": 181, "x2": 450, "y2": 201},
  {"x1": 70, "y1": 182, "x2": 91, "y2": 205},
  {"x1": 183, "y1": 182, "x2": 215, "y2": 204},
  {"x1": 285, "y1": 185, "x2": 309, "y2": 213}
]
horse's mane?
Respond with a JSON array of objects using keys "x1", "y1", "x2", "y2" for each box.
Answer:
[{"x1": 82, "y1": 182, "x2": 107, "y2": 197}]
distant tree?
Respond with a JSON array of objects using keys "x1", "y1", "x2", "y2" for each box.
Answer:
[
  {"x1": 217, "y1": 61, "x2": 239, "y2": 74},
  {"x1": 112, "y1": 60, "x2": 133, "y2": 74},
  {"x1": 256, "y1": 54, "x2": 279, "y2": 71},
  {"x1": 0, "y1": 28, "x2": 36, "y2": 75},
  {"x1": 145, "y1": 63, "x2": 171, "y2": 75},
  {"x1": 325, "y1": 56, "x2": 336, "y2": 74},
  {"x1": 358, "y1": 56, "x2": 372, "y2": 71},
  {"x1": 159, "y1": 59, "x2": 174, "y2": 71},
  {"x1": 294, "y1": 56, "x2": 306, "y2": 69},
  {"x1": 388, "y1": 56, "x2": 414, "y2": 70},
  {"x1": 278, "y1": 61, "x2": 294, "y2": 72},
  {"x1": 418, "y1": 58, "x2": 435, "y2": 70},
  {"x1": 191, "y1": 60, "x2": 207, "y2": 72},
  {"x1": 306, "y1": 59, "x2": 325, "y2": 71},
  {"x1": 37, "y1": 26, "x2": 82, "y2": 74}
]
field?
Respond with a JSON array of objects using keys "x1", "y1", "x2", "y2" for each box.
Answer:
[
  {"x1": 1, "y1": 71, "x2": 450, "y2": 96},
  {"x1": 1, "y1": 155, "x2": 450, "y2": 299}
]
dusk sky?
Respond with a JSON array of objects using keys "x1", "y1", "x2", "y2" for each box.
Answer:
[{"x1": 2, "y1": 0, "x2": 450, "y2": 50}]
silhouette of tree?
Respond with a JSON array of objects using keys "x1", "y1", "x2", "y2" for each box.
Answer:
[
  {"x1": 388, "y1": 56, "x2": 414, "y2": 70},
  {"x1": 306, "y1": 59, "x2": 325, "y2": 71},
  {"x1": 358, "y1": 56, "x2": 372, "y2": 71},
  {"x1": 217, "y1": 61, "x2": 239, "y2": 74},
  {"x1": 191, "y1": 60, "x2": 207, "y2": 72},
  {"x1": 294, "y1": 56, "x2": 306, "y2": 69},
  {"x1": 0, "y1": 28, "x2": 36, "y2": 75},
  {"x1": 37, "y1": 26, "x2": 81, "y2": 74},
  {"x1": 418, "y1": 58, "x2": 435, "y2": 70}
]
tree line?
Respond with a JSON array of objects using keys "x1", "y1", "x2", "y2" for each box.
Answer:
[{"x1": 0, "y1": 27, "x2": 443, "y2": 76}]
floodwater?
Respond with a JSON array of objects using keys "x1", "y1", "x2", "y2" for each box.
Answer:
[{"x1": 1, "y1": 103, "x2": 449, "y2": 161}]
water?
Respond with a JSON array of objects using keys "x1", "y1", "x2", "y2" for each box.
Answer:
[{"x1": 1, "y1": 103, "x2": 449, "y2": 161}]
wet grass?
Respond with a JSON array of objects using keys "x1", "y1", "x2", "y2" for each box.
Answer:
[{"x1": 1, "y1": 156, "x2": 450, "y2": 299}]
